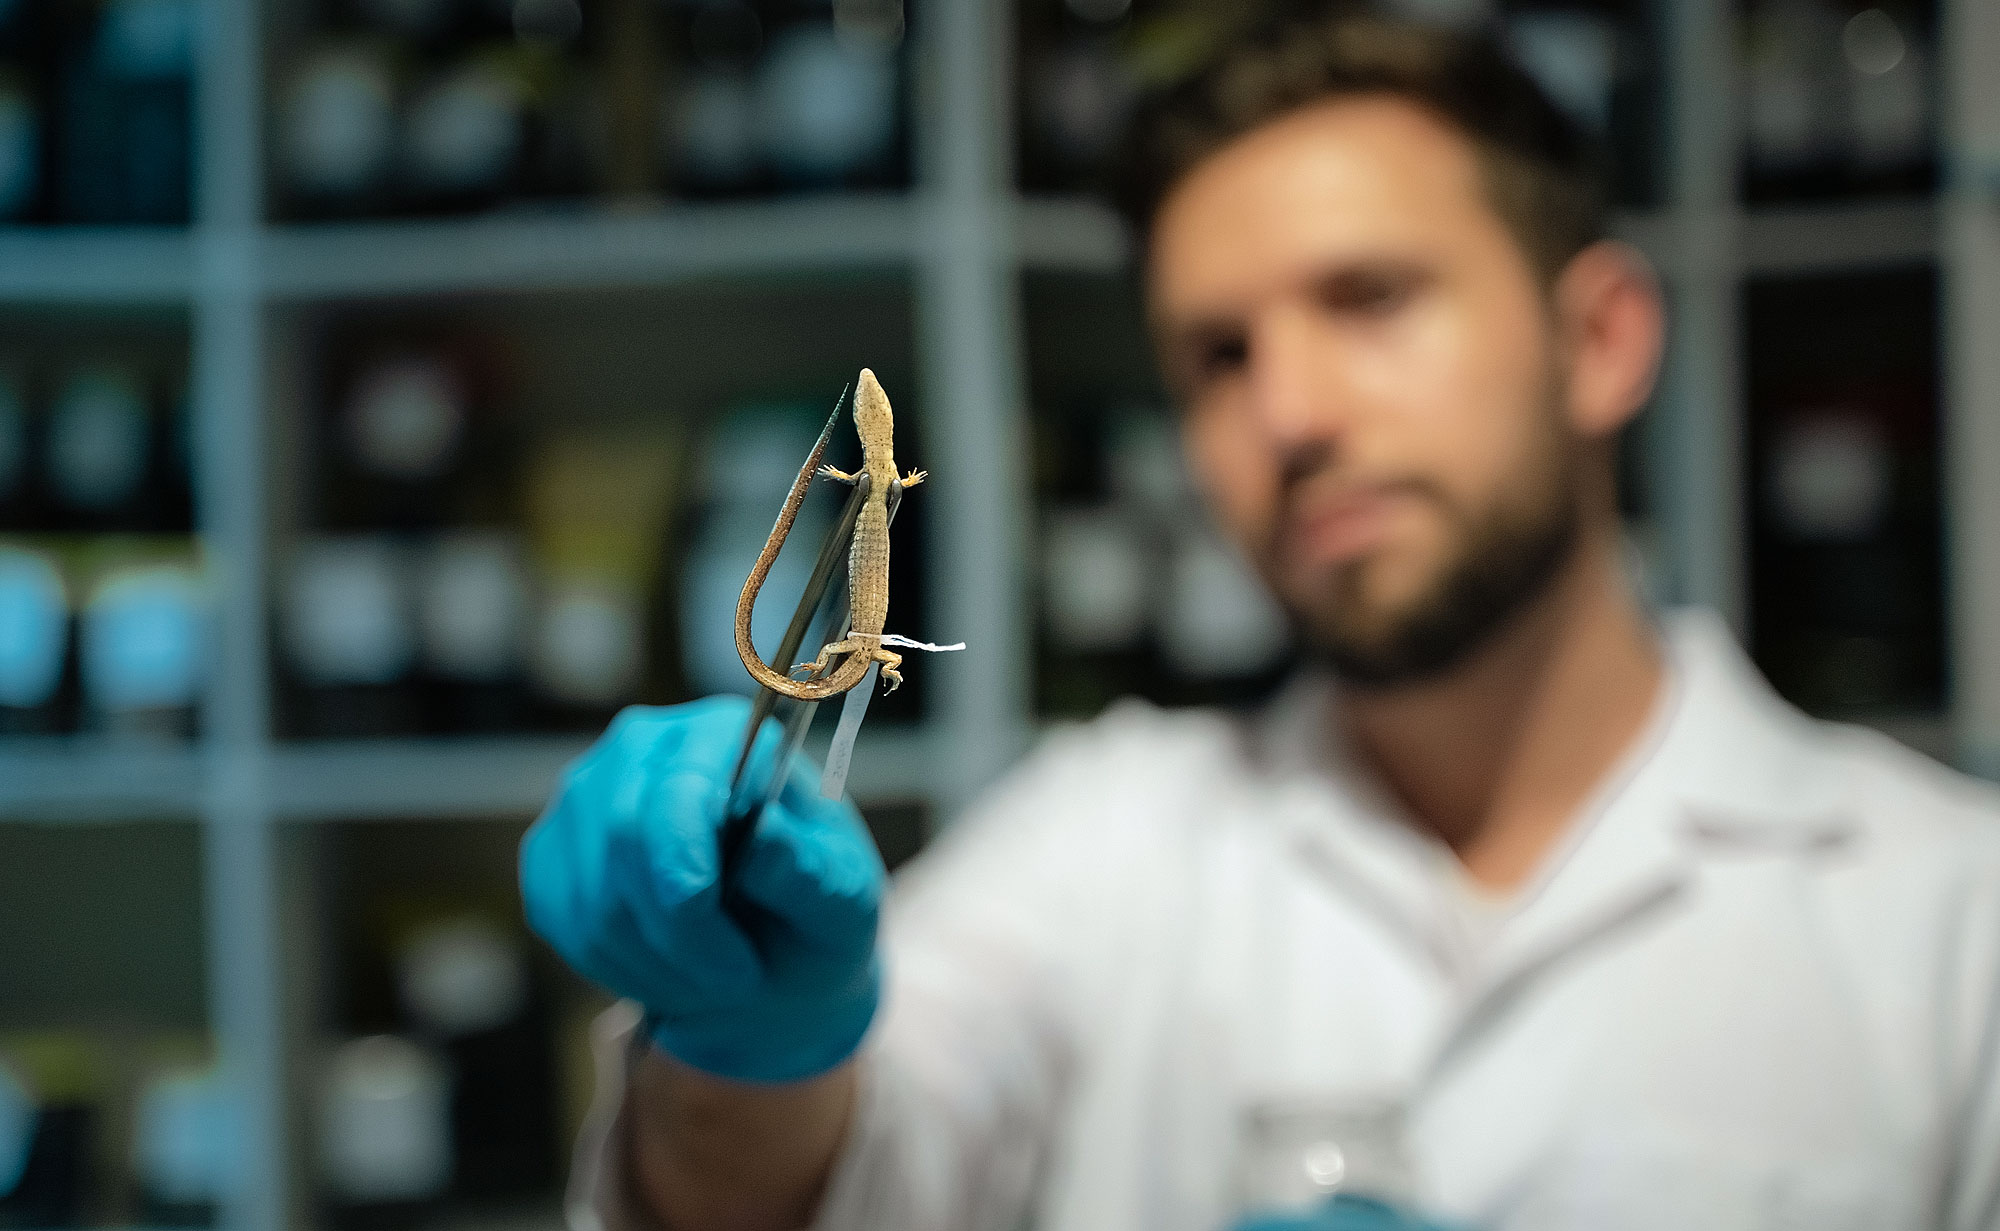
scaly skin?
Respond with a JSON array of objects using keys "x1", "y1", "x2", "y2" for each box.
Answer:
[{"x1": 733, "y1": 368, "x2": 924, "y2": 699}]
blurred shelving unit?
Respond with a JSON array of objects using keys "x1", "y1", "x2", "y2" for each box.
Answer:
[{"x1": 0, "y1": 0, "x2": 1994, "y2": 1229}]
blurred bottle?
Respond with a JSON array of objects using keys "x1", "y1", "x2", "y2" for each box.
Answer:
[
  {"x1": 679, "y1": 403, "x2": 834, "y2": 698},
  {"x1": 1158, "y1": 524, "x2": 1288, "y2": 681},
  {"x1": 0, "y1": 67, "x2": 41, "y2": 221},
  {"x1": 1742, "y1": 0, "x2": 1933, "y2": 201},
  {"x1": 0, "y1": 1058, "x2": 27, "y2": 1206},
  {"x1": 279, "y1": 536, "x2": 421, "y2": 736},
  {"x1": 414, "y1": 530, "x2": 532, "y2": 730},
  {"x1": 51, "y1": 0, "x2": 194, "y2": 223},
  {"x1": 752, "y1": 16, "x2": 899, "y2": 187},
  {"x1": 399, "y1": 50, "x2": 530, "y2": 211},
  {"x1": 665, "y1": 65, "x2": 759, "y2": 193},
  {"x1": 658, "y1": 0, "x2": 904, "y2": 195},
  {"x1": 0, "y1": 544, "x2": 71, "y2": 734},
  {"x1": 0, "y1": 371, "x2": 37, "y2": 529},
  {"x1": 315, "y1": 1035, "x2": 452, "y2": 1231},
  {"x1": 1035, "y1": 404, "x2": 1289, "y2": 716},
  {"x1": 524, "y1": 429, "x2": 677, "y2": 725},
  {"x1": 130, "y1": 1054, "x2": 230, "y2": 1228},
  {"x1": 0, "y1": 1033, "x2": 103, "y2": 1229},
  {"x1": 43, "y1": 363, "x2": 188, "y2": 534},
  {"x1": 324, "y1": 351, "x2": 480, "y2": 531},
  {"x1": 394, "y1": 914, "x2": 558, "y2": 1203},
  {"x1": 76, "y1": 548, "x2": 206, "y2": 738},
  {"x1": 275, "y1": 43, "x2": 401, "y2": 217},
  {"x1": 1747, "y1": 269, "x2": 1941, "y2": 714}
]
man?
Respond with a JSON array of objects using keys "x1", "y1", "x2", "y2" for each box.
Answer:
[{"x1": 521, "y1": 12, "x2": 2000, "y2": 1231}]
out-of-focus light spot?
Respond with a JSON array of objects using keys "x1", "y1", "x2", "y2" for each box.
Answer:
[
  {"x1": 1843, "y1": 9, "x2": 1905, "y2": 77},
  {"x1": 1065, "y1": 0, "x2": 1132, "y2": 24},
  {"x1": 833, "y1": 0, "x2": 904, "y2": 49},
  {"x1": 513, "y1": 0, "x2": 581, "y2": 43}
]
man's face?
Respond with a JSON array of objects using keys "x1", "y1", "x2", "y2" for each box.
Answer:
[{"x1": 1149, "y1": 97, "x2": 1583, "y2": 687}]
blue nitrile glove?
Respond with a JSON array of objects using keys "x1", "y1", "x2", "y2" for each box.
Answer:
[
  {"x1": 520, "y1": 695, "x2": 885, "y2": 1083},
  {"x1": 1235, "y1": 1194, "x2": 1460, "y2": 1231}
]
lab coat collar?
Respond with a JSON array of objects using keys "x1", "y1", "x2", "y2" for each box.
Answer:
[{"x1": 1252, "y1": 607, "x2": 1857, "y2": 1000}]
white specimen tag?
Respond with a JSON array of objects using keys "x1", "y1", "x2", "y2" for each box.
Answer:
[{"x1": 880, "y1": 634, "x2": 966, "y2": 652}]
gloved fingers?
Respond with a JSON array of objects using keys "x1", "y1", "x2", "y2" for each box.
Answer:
[
  {"x1": 520, "y1": 789, "x2": 610, "y2": 963},
  {"x1": 642, "y1": 694, "x2": 768, "y2": 792},
  {"x1": 606, "y1": 798, "x2": 763, "y2": 1001},
  {"x1": 733, "y1": 797, "x2": 883, "y2": 950}
]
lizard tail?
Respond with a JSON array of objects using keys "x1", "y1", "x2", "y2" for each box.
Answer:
[{"x1": 733, "y1": 422, "x2": 878, "y2": 702}]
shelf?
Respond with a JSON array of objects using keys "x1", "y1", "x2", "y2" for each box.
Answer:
[
  {"x1": 261, "y1": 195, "x2": 923, "y2": 301},
  {"x1": 1011, "y1": 195, "x2": 1941, "y2": 282},
  {"x1": 1015, "y1": 196, "x2": 1132, "y2": 272},
  {"x1": 0, "y1": 737, "x2": 202, "y2": 820},
  {"x1": 1742, "y1": 199, "x2": 1936, "y2": 276},
  {"x1": 0, "y1": 228, "x2": 195, "y2": 305},
  {"x1": 268, "y1": 724, "x2": 936, "y2": 821}
]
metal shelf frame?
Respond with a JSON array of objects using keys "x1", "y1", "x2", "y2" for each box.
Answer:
[{"x1": 0, "y1": 2, "x2": 1993, "y2": 1229}]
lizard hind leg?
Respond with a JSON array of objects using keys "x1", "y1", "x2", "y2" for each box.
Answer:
[
  {"x1": 789, "y1": 640, "x2": 906, "y2": 691},
  {"x1": 875, "y1": 649, "x2": 906, "y2": 692}
]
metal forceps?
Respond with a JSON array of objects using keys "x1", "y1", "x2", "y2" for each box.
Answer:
[{"x1": 716, "y1": 402, "x2": 903, "y2": 881}]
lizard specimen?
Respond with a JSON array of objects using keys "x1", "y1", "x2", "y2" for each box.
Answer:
[{"x1": 734, "y1": 367, "x2": 925, "y2": 699}]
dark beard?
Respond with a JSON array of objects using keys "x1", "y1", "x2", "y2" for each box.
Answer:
[{"x1": 1295, "y1": 441, "x2": 1581, "y2": 690}]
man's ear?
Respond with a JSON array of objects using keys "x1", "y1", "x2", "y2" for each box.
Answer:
[{"x1": 1554, "y1": 240, "x2": 1665, "y2": 441}]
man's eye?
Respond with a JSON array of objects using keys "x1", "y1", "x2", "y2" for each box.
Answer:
[
  {"x1": 1191, "y1": 336, "x2": 1247, "y2": 381},
  {"x1": 1318, "y1": 269, "x2": 1421, "y2": 316}
]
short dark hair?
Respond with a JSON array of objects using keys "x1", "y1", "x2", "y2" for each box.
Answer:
[{"x1": 1113, "y1": 8, "x2": 1611, "y2": 284}]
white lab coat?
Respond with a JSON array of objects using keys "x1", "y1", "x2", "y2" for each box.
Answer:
[{"x1": 570, "y1": 611, "x2": 2000, "y2": 1231}]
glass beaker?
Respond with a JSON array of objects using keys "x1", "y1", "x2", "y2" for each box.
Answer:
[{"x1": 1232, "y1": 1095, "x2": 1417, "y2": 1219}]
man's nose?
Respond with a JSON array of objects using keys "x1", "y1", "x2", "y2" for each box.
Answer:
[{"x1": 1245, "y1": 307, "x2": 1347, "y2": 453}]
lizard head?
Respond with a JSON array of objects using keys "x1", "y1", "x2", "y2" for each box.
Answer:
[{"x1": 854, "y1": 367, "x2": 894, "y2": 443}]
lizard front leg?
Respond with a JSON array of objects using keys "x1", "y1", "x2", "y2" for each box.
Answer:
[
  {"x1": 896, "y1": 469, "x2": 926, "y2": 489},
  {"x1": 816, "y1": 465, "x2": 861, "y2": 484}
]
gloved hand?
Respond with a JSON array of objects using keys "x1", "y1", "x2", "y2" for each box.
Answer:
[
  {"x1": 520, "y1": 695, "x2": 885, "y2": 1083},
  {"x1": 1235, "y1": 1194, "x2": 1458, "y2": 1231}
]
